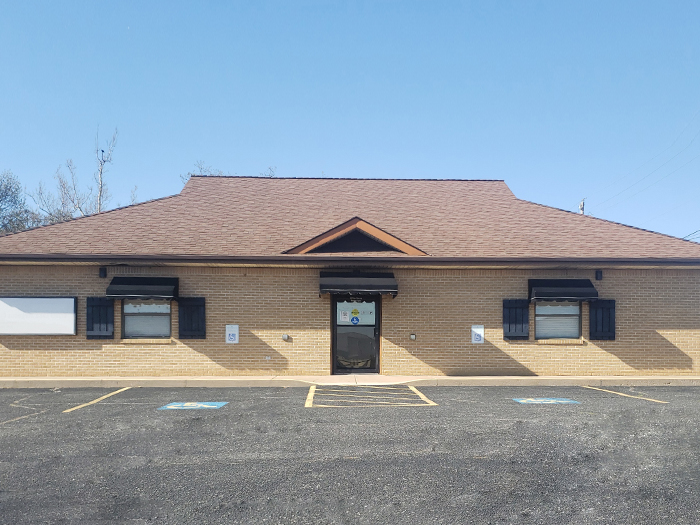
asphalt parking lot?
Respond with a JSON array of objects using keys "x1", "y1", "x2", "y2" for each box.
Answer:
[{"x1": 0, "y1": 385, "x2": 698, "y2": 524}]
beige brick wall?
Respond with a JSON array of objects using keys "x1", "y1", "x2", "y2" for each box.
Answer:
[
  {"x1": 0, "y1": 265, "x2": 698, "y2": 376},
  {"x1": 0, "y1": 265, "x2": 331, "y2": 376},
  {"x1": 383, "y1": 268, "x2": 700, "y2": 376}
]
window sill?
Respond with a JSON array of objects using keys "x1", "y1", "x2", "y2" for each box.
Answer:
[
  {"x1": 536, "y1": 338, "x2": 585, "y2": 346},
  {"x1": 118, "y1": 338, "x2": 173, "y2": 345}
]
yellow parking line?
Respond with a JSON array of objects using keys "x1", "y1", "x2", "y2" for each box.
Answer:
[
  {"x1": 304, "y1": 385, "x2": 316, "y2": 407},
  {"x1": 408, "y1": 385, "x2": 438, "y2": 406},
  {"x1": 63, "y1": 387, "x2": 132, "y2": 413},
  {"x1": 0, "y1": 410, "x2": 48, "y2": 426},
  {"x1": 315, "y1": 392, "x2": 421, "y2": 401},
  {"x1": 306, "y1": 385, "x2": 437, "y2": 407},
  {"x1": 314, "y1": 403, "x2": 432, "y2": 408},
  {"x1": 316, "y1": 388, "x2": 416, "y2": 396},
  {"x1": 581, "y1": 385, "x2": 668, "y2": 404},
  {"x1": 314, "y1": 399, "x2": 431, "y2": 406},
  {"x1": 353, "y1": 385, "x2": 410, "y2": 390}
]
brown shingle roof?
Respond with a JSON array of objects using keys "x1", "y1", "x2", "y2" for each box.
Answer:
[{"x1": 1, "y1": 176, "x2": 699, "y2": 262}]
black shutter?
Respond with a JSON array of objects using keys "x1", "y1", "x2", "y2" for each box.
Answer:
[
  {"x1": 503, "y1": 299, "x2": 529, "y2": 340},
  {"x1": 178, "y1": 298, "x2": 206, "y2": 339},
  {"x1": 86, "y1": 297, "x2": 114, "y2": 339},
  {"x1": 589, "y1": 299, "x2": 615, "y2": 340}
]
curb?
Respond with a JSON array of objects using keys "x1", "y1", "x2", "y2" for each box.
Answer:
[{"x1": 3, "y1": 376, "x2": 700, "y2": 388}]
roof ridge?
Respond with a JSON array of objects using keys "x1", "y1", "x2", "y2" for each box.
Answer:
[
  {"x1": 188, "y1": 175, "x2": 505, "y2": 182},
  {"x1": 516, "y1": 197, "x2": 699, "y2": 245},
  {"x1": 0, "y1": 193, "x2": 183, "y2": 239}
]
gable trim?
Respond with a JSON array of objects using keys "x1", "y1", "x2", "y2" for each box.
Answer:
[{"x1": 285, "y1": 217, "x2": 428, "y2": 255}]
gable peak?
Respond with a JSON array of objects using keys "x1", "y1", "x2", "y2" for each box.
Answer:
[{"x1": 285, "y1": 217, "x2": 427, "y2": 256}]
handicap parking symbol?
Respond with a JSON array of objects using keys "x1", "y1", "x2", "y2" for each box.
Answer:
[
  {"x1": 158, "y1": 402, "x2": 228, "y2": 410},
  {"x1": 513, "y1": 398, "x2": 579, "y2": 404}
]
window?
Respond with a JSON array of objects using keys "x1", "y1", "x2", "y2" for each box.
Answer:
[
  {"x1": 122, "y1": 299, "x2": 171, "y2": 338},
  {"x1": 0, "y1": 297, "x2": 77, "y2": 335},
  {"x1": 535, "y1": 301, "x2": 580, "y2": 339}
]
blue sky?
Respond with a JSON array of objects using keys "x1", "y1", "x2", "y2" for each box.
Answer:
[{"x1": 1, "y1": 1, "x2": 699, "y2": 239}]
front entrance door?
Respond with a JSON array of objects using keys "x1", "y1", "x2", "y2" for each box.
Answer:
[{"x1": 332, "y1": 295, "x2": 380, "y2": 373}]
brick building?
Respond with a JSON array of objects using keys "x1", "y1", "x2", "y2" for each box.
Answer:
[{"x1": 0, "y1": 176, "x2": 699, "y2": 377}]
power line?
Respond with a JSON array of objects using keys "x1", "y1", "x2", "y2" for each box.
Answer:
[
  {"x1": 595, "y1": 152, "x2": 700, "y2": 214},
  {"x1": 586, "y1": 106, "x2": 700, "y2": 201},
  {"x1": 589, "y1": 126, "x2": 700, "y2": 212}
]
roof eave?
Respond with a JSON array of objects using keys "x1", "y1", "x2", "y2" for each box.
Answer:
[{"x1": 1, "y1": 253, "x2": 700, "y2": 269}]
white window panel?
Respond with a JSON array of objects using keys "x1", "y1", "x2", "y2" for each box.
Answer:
[
  {"x1": 123, "y1": 301, "x2": 171, "y2": 314},
  {"x1": 336, "y1": 301, "x2": 376, "y2": 326},
  {"x1": 123, "y1": 315, "x2": 171, "y2": 338},
  {"x1": 536, "y1": 316, "x2": 580, "y2": 339},
  {"x1": 535, "y1": 303, "x2": 580, "y2": 315},
  {"x1": 0, "y1": 297, "x2": 76, "y2": 335},
  {"x1": 535, "y1": 301, "x2": 581, "y2": 339}
]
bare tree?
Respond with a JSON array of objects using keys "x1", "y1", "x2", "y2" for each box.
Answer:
[
  {"x1": 31, "y1": 128, "x2": 118, "y2": 223},
  {"x1": 259, "y1": 166, "x2": 276, "y2": 178},
  {"x1": 180, "y1": 162, "x2": 278, "y2": 186},
  {"x1": 93, "y1": 129, "x2": 117, "y2": 213},
  {"x1": 32, "y1": 179, "x2": 75, "y2": 224},
  {"x1": 180, "y1": 160, "x2": 226, "y2": 185}
]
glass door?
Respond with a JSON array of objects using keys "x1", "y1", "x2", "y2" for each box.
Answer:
[{"x1": 333, "y1": 296, "x2": 380, "y2": 373}]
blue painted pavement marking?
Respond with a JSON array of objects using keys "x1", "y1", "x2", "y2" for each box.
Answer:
[
  {"x1": 158, "y1": 402, "x2": 229, "y2": 410},
  {"x1": 513, "y1": 398, "x2": 580, "y2": 404}
]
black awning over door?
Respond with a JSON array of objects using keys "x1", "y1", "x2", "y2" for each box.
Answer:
[
  {"x1": 320, "y1": 271, "x2": 398, "y2": 296},
  {"x1": 528, "y1": 279, "x2": 598, "y2": 301},
  {"x1": 106, "y1": 277, "x2": 179, "y2": 299}
]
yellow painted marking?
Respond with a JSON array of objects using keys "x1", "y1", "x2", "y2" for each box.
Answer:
[
  {"x1": 346, "y1": 385, "x2": 410, "y2": 390},
  {"x1": 1, "y1": 395, "x2": 45, "y2": 425},
  {"x1": 316, "y1": 398, "x2": 425, "y2": 405},
  {"x1": 408, "y1": 385, "x2": 438, "y2": 406},
  {"x1": 316, "y1": 388, "x2": 416, "y2": 396},
  {"x1": 314, "y1": 392, "x2": 421, "y2": 401},
  {"x1": 307, "y1": 385, "x2": 437, "y2": 407},
  {"x1": 314, "y1": 399, "x2": 423, "y2": 407},
  {"x1": 313, "y1": 402, "x2": 432, "y2": 407},
  {"x1": 63, "y1": 387, "x2": 132, "y2": 413},
  {"x1": 581, "y1": 385, "x2": 668, "y2": 404},
  {"x1": 304, "y1": 385, "x2": 316, "y2": 407},
  {"x1": 0, "y1": 410, "x2": 48, "y2": 425},
  {"x1": 314, "y1": 384, "x2": 408, "y2": 390}
]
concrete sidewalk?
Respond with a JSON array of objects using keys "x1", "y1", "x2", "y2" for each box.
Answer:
[{"x1": 3, "y1": 375, "x2": 700, "y2": 388}]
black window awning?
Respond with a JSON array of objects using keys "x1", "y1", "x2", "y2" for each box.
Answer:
[
  {"x1": 320, "y1": 271, "x2": 398, "y2": 296},
  {"x1": 106, "y1": 277, "x2": 179, "y2": 299},
  {"x1": 528, "y1": 279, "x2": 598, "y2": 301}
]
